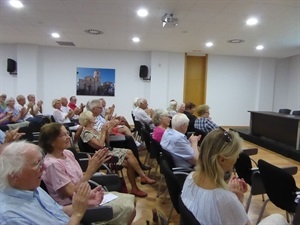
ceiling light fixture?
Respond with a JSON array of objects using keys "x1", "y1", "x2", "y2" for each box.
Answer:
[
  {"x1": 246, "y1": 17, "x2": 258, "y2": 26},
  {"x1": 51, "y1": 33, "x2": 60, "y2": 38},
  {"x1": 137, "y1": 9, "x2": 148, "y2": 17},
  {"x1": 206, "y1": 42, "x2": 214, "y2": 47},
  {"x1": 132, "y1": 37, "x2": 140, "y2": 43},
  {"x1": 9, "y1": 0, "x2": 23, "y2": 8},
  {"x1": 227, "y1": 39, "x2": 245, "y2": 44},
  {"x1": 84, "y1": 29, "x2": 104, "y2": 35},
  {"x1": 161, "y1": 13, "x2": 178, "y2": 28},
  {"x1": 256, "y1": 45, "x2": 264, "y2": 50}
]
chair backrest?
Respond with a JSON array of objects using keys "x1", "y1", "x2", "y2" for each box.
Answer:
[
  {"x1": 292, "y1": 110, "x2": 300, "y2": 116},
  {"x1": 149, "y1": 137, "x2": 163, "y2": 163},
  {"x1": 161, "y1": 148, "x2": 176, "y2": 169},
  {"x1": 279, "y1": 108, "x2": 291, "y2": 114},
  {"x1": 160, "y1": 157, "x2": 187, "y2": 214},
  {"x1": 133, "y1": 120, "x2": 143, "y2": 136},
  {"x1": 234, "y1": 152, "x2": 253, "y2": 185},
  {"x1": 140, "y1": 127, "x2": 151, "y2": 152},
  {"x1": 193, "y1": 128, "x2": 208, "y2": 146},
  {"x1": 179, "y1": 196, "x2": 201, "y2": 225},
  {"x1": 78, "y1": 137, "x2": 97, "y2": 154},
  {"x1": 258, "y1": 159, "x2": 298, "y2": 213}
]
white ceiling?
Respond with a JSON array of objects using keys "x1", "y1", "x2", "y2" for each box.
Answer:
[{"x1": 0, "y1": 0, "x2": 299, "y2": 59}]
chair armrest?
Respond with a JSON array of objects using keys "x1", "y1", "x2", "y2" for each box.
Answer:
[
  {"x1": 109, "y1": 134, "x2": 126, "y2": 141},
  {"x1": 81, "y1": 206, "x2": 113, "y2": 224},
  {"x1": 243, "y1": 148, "x2": 258, "y2": 156},
  {"x1": 282, "y1": 166, "x2": 298, "y2": 175},
  {"x1": 91, "y1": 173, "x2": 122, "y2": 192}
]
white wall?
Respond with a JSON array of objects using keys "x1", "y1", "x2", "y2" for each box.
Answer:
[
  {"x1": 273, "y1": 54, "x2": 300, "y2": 111},
  {"x1": 0, "y1": 43, "x2": 299, "y2": 126},
  {"x1": 0, "y1": 44, "x2": 185, "y2": 122}
]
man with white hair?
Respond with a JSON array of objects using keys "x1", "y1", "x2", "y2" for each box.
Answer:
[
  {"x1": 0, "y1": 141, "x2": 93, "y2": 224},
  {"x1": 134, "y1": 98, "x2": 154, "y2": 130},
  {"x1": 160, "y1": 113, "x2": 201, "y2": 168}
]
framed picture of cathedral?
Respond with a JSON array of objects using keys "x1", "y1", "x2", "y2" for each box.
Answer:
[{"x1": 76, "y1": 67, "x2": 115, "y2": 96}]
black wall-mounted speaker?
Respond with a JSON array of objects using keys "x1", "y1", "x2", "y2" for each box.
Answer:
[
  {"x1": 139, "y1": 65, "x2": 148, "y2": 78},
  {"x1": 7, "y1": 58, "x2": 17, "y2": 73}
]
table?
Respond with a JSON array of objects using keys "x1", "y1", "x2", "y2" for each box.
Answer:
[{"x1": 249, "y1": 111, "x2": 300, "y2": 150}]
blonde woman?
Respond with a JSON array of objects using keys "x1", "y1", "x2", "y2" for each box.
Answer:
[{"x1": 181, "y1": 128, "x2": 288, "y2": 225}]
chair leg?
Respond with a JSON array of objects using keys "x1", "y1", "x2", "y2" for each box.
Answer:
[
  {"x1": 144, "y1": 151, "x2": 149, "y2": 164},
  {"x1": 157, "y1": 175, "x2": 164, "y2": 197},
  {"x1": 245, "y1": 193, "x2": 252, "y2": 213},
  {"x1": 167, "y1": 206, "x2": 174, "y2": 224},
  {"x1": 256, "y1": 199, "x2": 270, "y2": 225}
]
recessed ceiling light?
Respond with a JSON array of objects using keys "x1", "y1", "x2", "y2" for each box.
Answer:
[
  {"x1": 51, "y1": 33, "x2": 60, "y2": 38},
  {"x1": 137, "y1": 9, "x2": 148, "y2": 17},
  {"x1": 246, "y1": 18, "x2": 258, "y2": 26},
  {"x1": 227, "y1": 39, "x2": 245, "y2": 44},
  {"x1": 132, "y1": 37, "x2": 140, "y2": 43},
  {"x1": 205, "y1": 42, "x2": 214, "y2": 47},
  {"x1": 84, "y1": 29, "x2": 104, "y2": 35},
  {"x1": 9, "y1": 0, "x2": 23, "y2": 8},
  {"x1": 256, "y1": 45, "x2": 264, "y2": 50}
]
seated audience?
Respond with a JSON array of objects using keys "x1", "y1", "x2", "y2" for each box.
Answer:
[
  {"x1": 61, "y1": 97, "x2": 82, "y2": 122},
  {"x1": 68, "y1": 96, "x2": 85, "y2": 115},
  {"x1": 181, "y1": 128, "x2": 288, "y2": 225},
  {"x1": 0, "y1": 93, "x2": 7, "y2": 112},
  {"x1": 39, "y1": 123, "x2": 136, "y2": 224},
  {"x1": 194, "y1": 104, "x2": 218, "y2": 133},
  {"x1": 167, "y1": 100, "x2": 177, "y2": 117},
  {"x1": 184, "y1": 102, "x2": 197, "y2": 133},
  {"x1": 16, "y1": 95, "x2": 34, "y2": 121},
  {"x1": 88, "y1": 99, "x2": 149, "y2": 170},
  {"x1": 152, "y1": 109, "x2": 171, "y2": 143},
  {"x1": 0, "y1": 141, "x2": 92, "y2": 225},
  {"x1": 101, "y1": 98, "x2": 132, "y2": 130},
  {"x1": 78, "y1": 111, "x2": 156, "y2": 197},
  {"x1": 160, "y1": 113, "x2": 201, "y2": 168},
  {"x1": 134, "y1": 98, "x2": 154, "y2": 130},
  {"x1": 4, "y1": 97, "x2": 25, "y2": 123},
  {"x1": 176, "y1": 102, "x2": 186, "y2": 114},
  {"x1": 27, "y1": 94, "x2": 43, "y2": 116},
  {"x1": 52, "y1": 99, "x2": 79, "y2": 131}
]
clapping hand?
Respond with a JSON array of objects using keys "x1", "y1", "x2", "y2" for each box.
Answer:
[
  {"x1": 228, "y1": 177, "x2": 248, "y2": 203},
  {"x1": 87, "y1": 148, "x2": 111, "y2": 173},
  {"x1": 72, "y1": 182, "x2": 90, "y2": 218},
  {"x1": 4, "y1": 128, "x2": 25, "y2": 143},
  {"x1": 88, "y1": 185, "x2": 105, "y2": 206}
]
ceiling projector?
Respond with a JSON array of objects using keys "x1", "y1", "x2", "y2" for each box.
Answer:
[{"x1": 161, "y1": 13, "x2": 178, "y2": 27}]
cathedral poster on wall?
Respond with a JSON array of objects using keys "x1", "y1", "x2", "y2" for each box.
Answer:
[{"x1": 76, "y1": 67, "x2": 115, "y2": 96}]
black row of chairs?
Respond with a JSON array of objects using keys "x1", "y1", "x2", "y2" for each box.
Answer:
[
  {"x1": 279, "y1": 109, "x2": 300, "y2": 116},
  {"x1": 160, "y1": 145, "x2": 300, "y2": 225},
  {"x1": 234, "y1": 150, "x2": 299, "y2": 224}
]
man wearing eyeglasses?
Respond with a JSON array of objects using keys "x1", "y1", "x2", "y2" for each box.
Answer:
[
  {"x1": 161, "y1": 113, "x2": 201, "y2": 168},
  {"x1": 194, "y1": 104, "x2": 219, "y2": 134},
  {"x1": 0, "y1": 141, "x2": 93, "y2": 225}
]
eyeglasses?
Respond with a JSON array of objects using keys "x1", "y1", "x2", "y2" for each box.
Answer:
[
  {"x1": 219, "y1": 127, "x2": 232, "y2": 143},
  {"x1": 32, "y1": 157, "x2": 44, "y2": 170}
]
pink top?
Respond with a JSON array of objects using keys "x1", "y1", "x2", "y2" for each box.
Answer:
[
  {"x1": 42, "y1": 150, "x2": 83, "y2": 206},
  {"x1": 152, "y1": 126, "x2": 166, "y2": 143}
]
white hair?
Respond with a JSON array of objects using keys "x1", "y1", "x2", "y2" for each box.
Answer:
[
  {"x1": 0, "y1": 141, "x2": 42, "y2": 189},
  {"x1": 88, "y1": 99, "x2": 102, "y2": 111},
  {"x1": 171, "y1": 113, "x2": 189, "y2": 130}
]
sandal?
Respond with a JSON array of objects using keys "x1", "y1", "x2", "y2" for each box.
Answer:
[
  {"x1": 131, "y1": 189, "x2": 148, "y2": 197},
  {"x1": 141, "y1": 176, "x2": 157, "y2": 185}
]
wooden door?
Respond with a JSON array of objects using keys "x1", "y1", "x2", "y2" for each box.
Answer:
[{"x1": 184, "y1": 55, "x2": 207, "y2": 106}]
